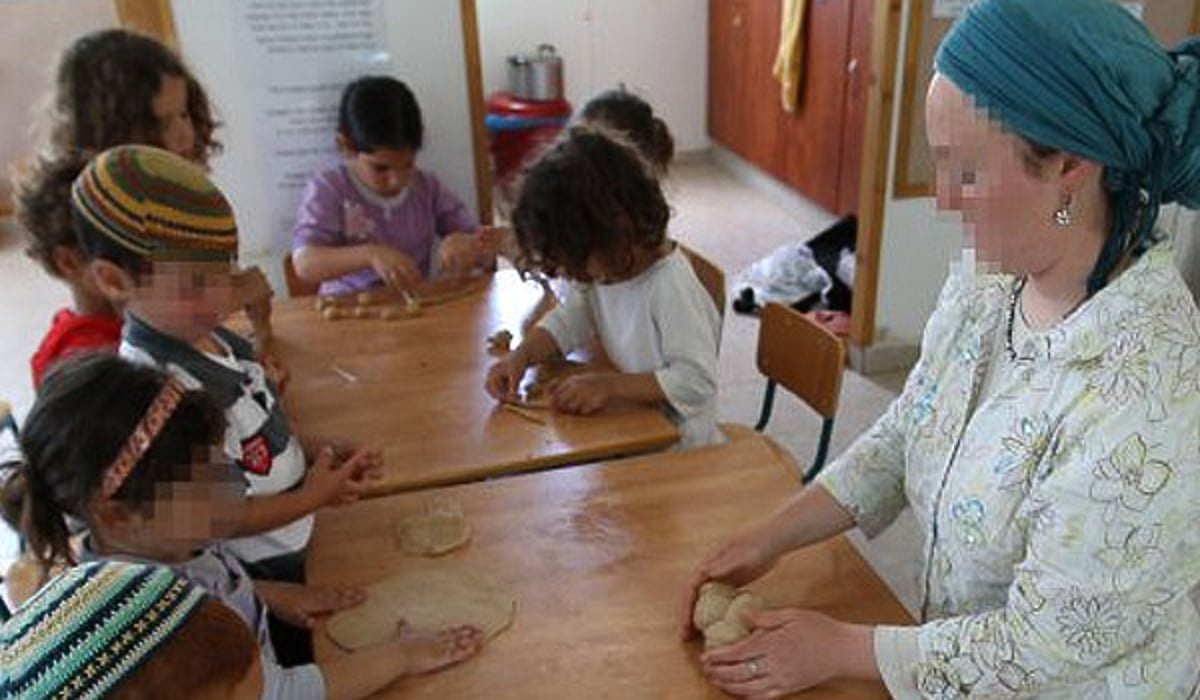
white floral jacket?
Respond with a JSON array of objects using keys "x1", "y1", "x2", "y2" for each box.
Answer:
[{"x1": 819, "y1": 243, "x2": 1200, "y2": 697}]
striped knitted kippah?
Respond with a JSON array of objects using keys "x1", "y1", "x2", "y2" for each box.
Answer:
[
  {"x1": 71, "y1": 145, "x2": 237, "y2": 261},
  {"x1": 1, "y1": 560, "x2": 208, "y2": 699}
]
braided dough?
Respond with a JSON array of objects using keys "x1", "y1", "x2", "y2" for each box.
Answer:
[{"x1": 692, "y1": 582, "x2": 763, "y2": 649}]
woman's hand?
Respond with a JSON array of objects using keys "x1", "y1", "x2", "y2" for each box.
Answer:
[
  {"x1": 701, "y1": 609, "x2": 872, "y2": 698},
  {"x1": 548, "y1": 373, "x2": 612, "y2": 414},
  {"x1": 368, "y1": 245, "x2": 422, "y2": 289},
  {"x1": 680, "y1": 524, "x2": 782, "y2": 639},
  {"x1": 485, "y1": 351, "x2": 530, "y2": 401}
]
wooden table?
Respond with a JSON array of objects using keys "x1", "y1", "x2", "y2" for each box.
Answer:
[
  {"x1": 269, "y1": 271, "x2": 679, "y2": 495},
  {"x1": 308, "y1": 435, "x2": 912, "y2": 698}
]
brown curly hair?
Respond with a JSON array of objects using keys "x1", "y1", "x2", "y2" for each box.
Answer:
[
  {"x1": 13, "y1": 156, "x2": 86, "y2": 276},
  {"x1": 41, "y1": 29, "x2": 220, "y2": 164},
  {"x1": 511, "y1": 126, "x2": 669, "y2": 282},
  {"x1": 580, "y1": 87, "x2": 674, "y2": 174}
]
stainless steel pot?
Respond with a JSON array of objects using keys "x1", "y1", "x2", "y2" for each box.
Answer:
[{"x1": 507, "y1": 44, "x2": 563, "y2": 101}]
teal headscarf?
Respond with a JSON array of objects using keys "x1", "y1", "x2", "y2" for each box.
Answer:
[{"x1": 936, "y1": 0, "x2": 1200, "y2": 294}]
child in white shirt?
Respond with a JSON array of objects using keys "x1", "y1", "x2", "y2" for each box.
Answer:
[{"x1": 485, "y1": 127, "x2": 721, "y2": 447}]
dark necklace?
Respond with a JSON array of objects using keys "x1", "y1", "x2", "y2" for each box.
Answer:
[
  {"x1": 1004, "y1": 276, "x2": 1029, "y2": 362},
  {"x1": 1005, "y1": 276, "x2": 1086, "y2": 362}
]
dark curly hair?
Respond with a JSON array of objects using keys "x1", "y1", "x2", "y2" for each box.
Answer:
[
  {"x1": 41, "y1": 29, "x2": 221, "y2": 164},
  {"x1": 581, "y1": 87, "x2": 674, "y2": 174},
  {"x1": 13, "y1": 156, "x2": 86, "y2": 276},
  {"x1": 511, "y1": 127, "x2": 669, "y2": 282},
  {"x1": 338, "y1": 75, "x2": 424, "y2": 153}
]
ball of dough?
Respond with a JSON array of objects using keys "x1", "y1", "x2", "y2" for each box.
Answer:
[
  {"x1": 321, "y1": 306, "x2": 346, "y2": 321},
  {"x1": 692, "y1": 581, "x2": 737, "y2": 630},
  {"x1": 703, "y1": 618, "x2": 749, "y2": 650},
  {"x1": 724, "y1": 592, "x2": 763, "y2": 627}
]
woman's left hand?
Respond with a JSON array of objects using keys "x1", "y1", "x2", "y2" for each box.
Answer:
[
  {"x1": 549, "y1": 373, "x2": 612, "y2": 414},
  {"x1": 701, "y1": 609, "x2": 865, "y2": 698}
]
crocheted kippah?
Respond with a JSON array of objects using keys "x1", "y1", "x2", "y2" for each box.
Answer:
[
  {"x1": 1, "y1": 560, "x2": 208, "y2": 699},
  {"x1": 71, "y1": 145, "x2": 237, "y2": 261}
]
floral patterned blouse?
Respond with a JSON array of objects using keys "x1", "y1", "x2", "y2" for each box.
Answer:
[{"x1": 819, "y1": 243, "x2": 1200, "y2": 698}]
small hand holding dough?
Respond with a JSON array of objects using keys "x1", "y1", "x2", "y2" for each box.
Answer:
[
  {"x1": 486, "y1": 329, "x2": 513, "y2": 355},
  {"x1": 692, "y1": 581, "x2": 765, "y2": 650}
]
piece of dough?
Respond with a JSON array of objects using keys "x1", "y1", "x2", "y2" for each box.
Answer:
[
  {"x1": 704, "y1": 619, "x2": 749, "y2": 650},
  {"x1": 692, "y1": 581, "x2": 736, "y2": 630},
  {"x1": 397, "y1": 503, "x2": 472, "y2": 556},
  {"x1": 724, "y1": 592, "x2": 762, "y2": 626},
  {"x1": 692, "y1": 582, "x2": 765, "y2": 650},
  {"x1": 326, "y1": 567, "x2": 515, "y2": 651}
]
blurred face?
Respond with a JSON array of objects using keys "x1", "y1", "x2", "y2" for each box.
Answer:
[
  {"x1": 152, "y1": 74, "x2": 197, "y2": 161},
  {"x1": 97, "y1": 447, "x2": 247, "y2": 558},
  {"x1": 348, "y1": 147, "x2": 416, "y2": 197},
  {"x1": 925, "y1": 73, "x2": 1062, "y2": 274},
  {"x1": 141, "y1": 449, "x2": 247, "y2": 546},
  {"x1": 127, "y1": 260, "x2": 237, "y2": 341}
]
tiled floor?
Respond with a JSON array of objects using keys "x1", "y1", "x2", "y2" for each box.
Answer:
[{"x1": 0, "y1": 154, "x2": 923, "y2": 613}]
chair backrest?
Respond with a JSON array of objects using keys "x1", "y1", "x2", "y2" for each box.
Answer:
[
  {"x1": 680, "y1": 245, "x2": 726, "y2": 318},
  {"x1": 756, "y1": 302, "x2": 844, "y2": 419},
  {"x1": 282, "y1": 252, "x2": 319, "y2": 297}
]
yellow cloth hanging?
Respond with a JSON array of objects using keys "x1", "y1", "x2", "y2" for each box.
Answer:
[{"x1": 772, "y1": 0, "x2": 808, "y2": 112}]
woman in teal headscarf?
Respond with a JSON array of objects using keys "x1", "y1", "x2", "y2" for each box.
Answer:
[{"x1": 683, "y1": 0, "x2": 1200, "y2": 696}]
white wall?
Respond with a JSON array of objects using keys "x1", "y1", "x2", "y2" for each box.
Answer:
[
  {"x1": 171, "y1": 0, "x2": 477, "y2": 292},
  {"x1": 476, "y1": 0, "x2": 709, "y2": 152}
]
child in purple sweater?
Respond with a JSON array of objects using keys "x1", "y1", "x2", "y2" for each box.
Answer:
[{"x1": 291, "y1": 76, "x2": 497, "y2": 296}]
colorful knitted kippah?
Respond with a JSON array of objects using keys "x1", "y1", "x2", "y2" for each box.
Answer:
[
  {"x1": 1, "y1": 561, "x2": 208, "y2": 699},
  {"x1": 71, "y1": 145, "x2": 237, "y2": 261}
]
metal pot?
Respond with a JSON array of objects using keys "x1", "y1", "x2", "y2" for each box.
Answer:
[{"x1": 506, "y1": 44, "x2": 563, "y2": 101}]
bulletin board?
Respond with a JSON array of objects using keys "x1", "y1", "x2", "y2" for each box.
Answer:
[{"x1": 893, "y1": 0, "x2": 1200, "y2": 198}]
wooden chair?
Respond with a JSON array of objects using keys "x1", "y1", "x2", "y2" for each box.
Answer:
[
  {"x1": 283, "y1": 252, "x2": 319, "y2": 298},
  {"x1": 745, "y1": 302, "x2": 845, "y2": 483},
  {"x1": 680, "y1": 245, "x2": 726, "y2": 319}
]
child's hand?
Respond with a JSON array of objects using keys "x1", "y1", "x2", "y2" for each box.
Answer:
[
  {"x1": 476, "y1": 226, "x2": 507, "y2": 257},
  {"x1": 394, "y1": 622, "x2": 484, "y2": 675},
  {"x1": 368, "y1": 245, "x2": 422, "y2": 289},
  {"x1": 485, "y1": 352, "x2": 529, "y2": 400},
  {"x1": 303, "y1": 446, "x2": 384, "y2": 508},
  {"x1": 549, "y1": 373, "x2": 612, "y2": 415},
  {"x1": 257, "y1": 349, "x2": 290, "y2": 394},
  {"x1": 439, "y1": 232, "x2": 485, "y2": 277},
  {"x1": 257, "y1": 581, "x2": 366, "y2": 629}
]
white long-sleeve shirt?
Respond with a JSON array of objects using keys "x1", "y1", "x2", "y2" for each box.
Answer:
[{"x1": 540, "y1": 245, "x2": 722, "y2": 448}]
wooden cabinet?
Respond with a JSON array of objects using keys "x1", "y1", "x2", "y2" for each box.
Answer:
[{"x1": 709, "y1": 0, "x2": 871, "y2": 215}]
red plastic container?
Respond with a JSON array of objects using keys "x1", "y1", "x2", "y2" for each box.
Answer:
[{"x1": 485, "y1": 91, "x2": 572, "y2": 190}]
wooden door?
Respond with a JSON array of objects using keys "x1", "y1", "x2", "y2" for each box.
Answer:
[{"x1": 708, "y1": 0, "x2": 868, "y2": 215}]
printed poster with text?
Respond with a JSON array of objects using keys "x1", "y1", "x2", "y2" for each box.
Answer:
[{"x1": 234, "y1": 0, "x2": 391, "y2": 247}]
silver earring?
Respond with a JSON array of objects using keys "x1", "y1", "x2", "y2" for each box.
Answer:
[{"x1": 1054, "y1": 193, "x2": 1073, "y2": 227}]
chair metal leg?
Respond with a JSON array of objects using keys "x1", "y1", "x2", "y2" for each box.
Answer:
[
  {"x1": 802, "y1": 417, "x2": 835, "y2": 484},
  {"x1": 754, "y1": 380, "x2": 778, "y2": 431}
]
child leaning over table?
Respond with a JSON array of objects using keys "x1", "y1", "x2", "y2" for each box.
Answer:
[
  {"x1": 69, "y1": 144, "x2": 383, "y2": 666},
  {"x1": 291, "y1": 75, "x2": 501, "y2": 297},
  {"x1": 485, "y1": 127, "x2": 721, "y2": 448}
]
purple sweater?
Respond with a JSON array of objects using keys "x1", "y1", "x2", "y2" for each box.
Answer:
[{"x1": 291, "y1": 163, "x2": 478, "y2": 296}]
